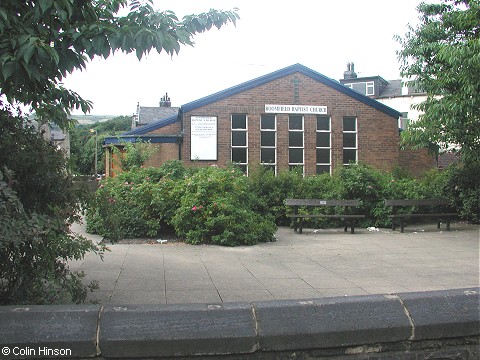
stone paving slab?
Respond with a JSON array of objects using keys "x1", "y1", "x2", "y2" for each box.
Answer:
[{"x1": 71, "y1": 222, "x2": 480, "y2": 305}]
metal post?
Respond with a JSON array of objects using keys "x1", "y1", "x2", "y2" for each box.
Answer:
[{"x1": 90, "y1": 129, "x2": 98, "y2": 177}]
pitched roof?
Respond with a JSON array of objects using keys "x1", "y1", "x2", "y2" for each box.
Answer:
[
  {"x1": 182, "y1": 63, "x2": 402, "y2": 118},
  {"x1": 376, "y1": 79, "x2": 427, "y2": 98},
  {"x1": 137, "y1": 106, "x2": 179, "y2": 125},
  {"x1": 105, "y1": 63, "x2": 402, "y2": 145},
  {"x1": 124, "y1": 114, "x2": 179, "y2": 136}
]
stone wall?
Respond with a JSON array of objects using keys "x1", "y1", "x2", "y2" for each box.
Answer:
[{"x1": 0, "y1": 288, "x2": 478, "y2": 359}]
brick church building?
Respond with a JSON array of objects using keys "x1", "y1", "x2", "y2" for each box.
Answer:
[{"x1": 104, "y1": 63, "x2": 435, "y2": 176}]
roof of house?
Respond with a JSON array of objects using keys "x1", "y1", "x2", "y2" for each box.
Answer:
[
  {"x1": 136, "y1": 106, "x2": 179, "y2": 126},
  {"x1": 377, "y1": 79, "x2": 427, "y2": 98},
  {"x1": 124, "y1": 114, "x2": 179, "y2": 136},
  {"x1": 377, "y1": 79, "x2": 404, "y2": 98}
]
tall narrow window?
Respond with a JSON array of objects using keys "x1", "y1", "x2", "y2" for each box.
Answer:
[
  {"x1": 316, "y1": 115, "x2": 331, "y2": 174},
  {"x1": 260, "y1": 114, "x2": 276, "y2": 173},
  {"x1": 289, "y1": 115, "x2": 304, "y2": 173},
  {"x1": 231, "y1": 114, "x2": 248, "y2": 173},
  {"x1": 343, "y1": 117, "x2": 357, "y2": 165}
]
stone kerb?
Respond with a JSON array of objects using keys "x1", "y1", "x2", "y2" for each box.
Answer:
[
  {"x1": 0, "y1": 305, "x2": 99, "y2": 358},
  {"x1": 100, "y1": 302, "x2": 258, "y2": 358},
  {"x1": 0, "y1": 288, "x2": 478, "y2": 359}
]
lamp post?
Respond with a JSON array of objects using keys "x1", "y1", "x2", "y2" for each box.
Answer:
[{"x1": 90, "y1": 129, "x2": 98, "y2": 177}]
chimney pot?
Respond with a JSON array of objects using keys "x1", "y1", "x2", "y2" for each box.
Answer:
[
  {"x1": 343, "y1": 61, "x2": 357, "y2": 80},
  {"x1": 159, "y1": 92, "x2": 171, "y2": 107}
]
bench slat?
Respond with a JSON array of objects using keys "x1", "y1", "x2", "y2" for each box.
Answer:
[
  {"x1": 287, "y1": 214, "x2": 366, "y2": 218},
  {"x1": 384, "y1": 199, "x2": 451, "y2": 206},
  {"x1": 286, "y1": 199, "x2": 361, "y2": 207},
  {"x1": 388, "y1": 213, "x2": 457, "y2": 218}
]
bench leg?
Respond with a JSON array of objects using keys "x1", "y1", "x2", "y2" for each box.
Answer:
[
  {"x1": 400, "y1": 218, "x2": 405, "y2": 233},
  {"x1": 342, "y1": 220, "x2": 355, "y2": 234},
  {"x1": 293, "y1": 218, "x2": 298, "y2": 233},
  {"x1": 446, "y1": 218, "x2": 451, "y2": 231},
  {"x1": 391, "y1": 219, "x2": 396, "y2": 231},
  {"x1": 298, "y1": 219, "x2": 303, "y2": 234}
]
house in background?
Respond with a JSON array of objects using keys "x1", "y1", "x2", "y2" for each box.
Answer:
[
  {"x1": 49, "y1": 123, "x2": 70, "y2": 157},
  {"x1": 339, "y1": 63, "x2": 458, "y2": 170},
  {"x1": 104, "y1": 63, "x2": 436, "y2": 177},
  {"x1": 32, "y1": 120, "x2": 70, "y2": 157},
  {"x1": 131, "y1": 93, "x2": 180, "y2": 129},
  {"x1": 339, "y1": 62, "x2": 426, "y2": 130}
]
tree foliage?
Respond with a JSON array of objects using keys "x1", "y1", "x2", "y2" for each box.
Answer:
[
  {"x1": 0, "y1": 0, "x2": 239, "y2": 126},
  {"x1": 0, "y1": 0, "x2": 238, "y2": 304},
  {"x1": 70, "y1": 116, "x2": 131, "y2": 174},
  {"x1": 113, "y1": 140, "x2": 158, "y2": 172},
  {"x1": 396, "y1": 0, "x2": 480, "y2": 163},
  {"x1": 0, "y1": 103, "x2": 105, "y2": 304}
]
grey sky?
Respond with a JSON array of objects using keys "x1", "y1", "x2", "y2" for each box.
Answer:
[{"x1": 64, "y1": 0, "x2": 423, "y2": 116}]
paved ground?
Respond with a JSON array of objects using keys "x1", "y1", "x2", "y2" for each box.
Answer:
[{"x1": 70, "y1": 222, "x2": 480, "y2": 305}]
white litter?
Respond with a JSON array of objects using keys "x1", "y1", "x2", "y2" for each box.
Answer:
[
  {"x1": 367, "y1": 227, "x2": 380, "y2": 232},
  {"x1": 156, "y1": 239, "x2": 168, "y2": 244}
]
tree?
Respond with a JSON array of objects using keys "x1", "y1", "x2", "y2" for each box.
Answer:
[
  {"x1": 70, "y1": 116, "x2": 132, "y2": 174},
  {"x1": 114, "y1": 141, "x2": 158, "y2": 172},
  {"x1": 0, "y1": 104, "x2": 104, "y2": 304},
  {"x1": 396, "y1": 0, "x2": 480, "y2": 164},
  {"x1": 0, "y1": 0, "x2": 238, "y2": 304},
  {"x1": 0, "y1": 0, "x2": 239, "y2": 127}
]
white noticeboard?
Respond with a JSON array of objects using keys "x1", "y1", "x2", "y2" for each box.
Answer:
[{"x1": 190, "y1": 116, "x2": 217, "y2": 160}]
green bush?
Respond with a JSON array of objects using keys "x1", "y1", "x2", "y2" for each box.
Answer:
[
  {"x1": 0, "y1": 109, "x2": 104, "y2": 304},
  {"x1": 87, "y1": 160, "x2": 478, "y2": 244},
  {"x1": 248, "y1": 166, "x2": 303, "y2": 225},
  {"x1": 171, "y1": 166, "x2": 277, "y2": 246},
  {"x1": 434, "y1": 162, "x2": 480, "y2": 223},
  {"x1": 86, "y1": 162, "x2": 188, "y2": 241}
]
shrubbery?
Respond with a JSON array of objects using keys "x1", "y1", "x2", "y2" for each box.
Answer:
[
  {"x1": 87, "y1": 161, "x2": 478, "y2": 245},
  {"x1": 171, "y1": 166, "x2": 276, "y2": 246},
  {"x1": 0, "y1": 110, "x2": 105, "y2": 305},
  {"x1": 86, "y1": 160, "x2": 189, "y2": 241},
  {"x1": 87, "y1": 162, "x2": 276, "y2": 246}
]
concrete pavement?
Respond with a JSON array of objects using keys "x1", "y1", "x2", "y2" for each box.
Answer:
[{"x1": 69, "y1": 222, "x2": 480, "y2": 305}]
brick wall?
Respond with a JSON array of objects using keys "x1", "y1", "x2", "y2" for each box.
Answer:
[
  {"x1": 399, "y1": 148, "x2": 437, "y2": 177},
  {"x1": 148, "y1": 122, "x2": 181, "y2": 136},
  {"x1": 144, "y1": 143, "x2": 180, "y2": 168},
  {"x1": 180, "y1": 72, "x2": 400, "y2": 174}
]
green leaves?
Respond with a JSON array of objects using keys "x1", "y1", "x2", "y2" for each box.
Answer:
[
  {"x1": 0, "y1": 1, "x2": 239, "y2": 125},
  {"x1": 0, "y1": 108, "x2": 105, "y2": 305},
  {"x1": 396, "y1": 0, "x2": 480, "y2": 163}
]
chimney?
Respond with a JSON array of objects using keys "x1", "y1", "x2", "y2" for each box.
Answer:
[
  {"x1": 343, "y1": 62, "x2": 358, "y2": 80},
  {"x1": 132, "y1": 102, "x2": 140, "y2": 129},
  {"x1": 159, "y1": 92, "x2": 171, "y2": 107}
]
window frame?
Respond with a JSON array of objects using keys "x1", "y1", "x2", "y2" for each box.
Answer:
[
  {"x1": 288, "y1": 114, "x2": 304, "y2": 174},
  {"x1": 344, "y1": 81, "x2": 375, "y2": 96},
  {"x1": 231, "y1": 114, "x2": 248, "y2": 173},
  {"x1": 260, "y1": 114, "x2": 277, "y2": 173},
  {"x1": 342, "y1": 117, "x2": 358, "y2": 166},
  {"x1": 316, "y1": 115, "x2": 331, "y2": 175}
]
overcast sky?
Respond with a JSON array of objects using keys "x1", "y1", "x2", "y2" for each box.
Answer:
[{"x1": 64, "y1": 0, "x2": 423, "y2": 116}]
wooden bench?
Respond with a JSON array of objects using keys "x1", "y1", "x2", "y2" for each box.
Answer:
[
  {"x1": 384, "y1": 199, "x2": 458, "y2": 233},
  {"x1": 285, "y1": 199, "x2": 365, "y2": 234}
]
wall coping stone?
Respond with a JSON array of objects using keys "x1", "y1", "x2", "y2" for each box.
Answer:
[{"x1": 0, "y1": 288, "x2": 478, "y2": 359}]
